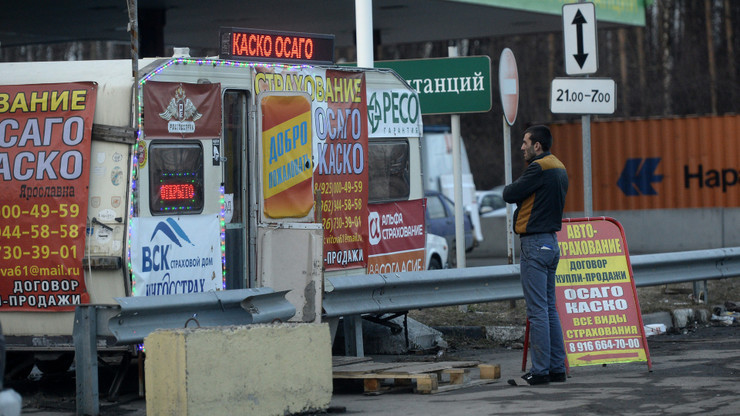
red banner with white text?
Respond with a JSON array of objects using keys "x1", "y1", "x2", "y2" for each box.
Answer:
[
  {"x1": 313, "y1": 70, "x2": 369, "y2": 270},
  {"x1": 367, "y1": 200, "x2": 426, "y2": 274},
  {"x1": 0, "y1": 82, "x2": 96, "y2": 311}
]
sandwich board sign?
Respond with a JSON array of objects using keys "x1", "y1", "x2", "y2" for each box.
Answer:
[{"x1": 555, "y1": 217, "x2": 651, "y2": 369}]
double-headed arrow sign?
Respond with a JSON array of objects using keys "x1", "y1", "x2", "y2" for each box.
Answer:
[{"x1": 562, "y1": 2, "x2": 598, "y2": 75}]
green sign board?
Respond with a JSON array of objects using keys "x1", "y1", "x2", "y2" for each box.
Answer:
[
  {"x1": 374, "y1": 56, "x2": 492, "y2": 115},
  {"x1": 452, "y1": 0, "x2": 647, "y2": 26}
]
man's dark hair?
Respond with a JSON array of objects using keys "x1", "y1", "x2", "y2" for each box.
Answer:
[{"x1": 525, "y1": 125, "x2": 553, "y2": 151}]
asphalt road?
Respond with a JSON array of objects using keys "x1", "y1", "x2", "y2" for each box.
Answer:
[{"x1": 10, "y1": 324, "x2": 739, "y2": 416}]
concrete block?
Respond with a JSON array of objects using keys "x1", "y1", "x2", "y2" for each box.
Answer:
[
  {"x1": 433, "y1": 326, "x2": 487, "y2": 340},
  {"x1": 695, "y1": 308, "x2": 710, "y2": 323},
  {"x1": 672, "y1": 308, "x2": 695, "y2": 328},
  {"x1": 362, "y1": 316, "x2": 447, "y2": 354},
  {"x1": 485, "y1": 326, "x2": 526, "y2": 344},
  {"x1": 145, "y1": 323, "x2": 332, "y2": 416}
]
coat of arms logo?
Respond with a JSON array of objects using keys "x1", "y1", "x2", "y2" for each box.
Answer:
[{"x1": 158, "y1": 85, "x2": 202, "y2": 133}]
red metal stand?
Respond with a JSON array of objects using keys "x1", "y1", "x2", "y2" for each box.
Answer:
[{"x1": 521, "y1": 318, "x2": 570, "y2": 374}]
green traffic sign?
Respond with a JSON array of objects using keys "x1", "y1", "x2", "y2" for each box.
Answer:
[{"x1": 374, "y1": 56, "x2": 492, "y2": 115}]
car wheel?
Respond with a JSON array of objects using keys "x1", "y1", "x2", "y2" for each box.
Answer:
[{"x1": 428, "y1": 257, "x2": 442, "y2": 270}]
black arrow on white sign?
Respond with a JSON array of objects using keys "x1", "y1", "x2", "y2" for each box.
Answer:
[{"x1": 572, "y1": 9, "x2": 589, "y2": 68}]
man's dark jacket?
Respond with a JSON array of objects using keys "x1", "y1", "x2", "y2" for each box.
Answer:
[{"x1": 503, "y1": 152, "x2": 568, "y2": 235}]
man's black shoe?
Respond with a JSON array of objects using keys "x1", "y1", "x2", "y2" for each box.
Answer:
[
  {"x1": 550, "y1": 372, "x2": 567, "y2": 382},
  {"x1": 521, "y1": 372, "x2": 549, "y2": 385}
]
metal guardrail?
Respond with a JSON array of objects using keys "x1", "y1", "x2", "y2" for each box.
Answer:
[
  {"x1": 323, "y1": 247, "x2": 740, "y2": 318},
  {"x1": 323, "y1": 264, "x2": 522, "y2": 318},
  {"x1": 70, "y1": 247, "x2": 740, "y2": 413},
  {"x1": 630, "y1": 247, "x2": 740, "y2": 287},
  {"x1": 73, "y1": 288, "x2": 295, "y2": 416},
  {"x1": 110, "y1": 288, "x2": 295, "y2": 344}
]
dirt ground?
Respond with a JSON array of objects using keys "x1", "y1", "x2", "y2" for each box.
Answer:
[{"x1": 408, "y1": 277, "x2": 740, "y2": 335}]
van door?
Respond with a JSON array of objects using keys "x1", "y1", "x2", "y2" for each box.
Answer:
[
  {"x1": 255, "y1": 91, "x2": 322, "y2": 323},
  {"x1": 222, "y1": 90, "x2": 249, "y2": 289}
]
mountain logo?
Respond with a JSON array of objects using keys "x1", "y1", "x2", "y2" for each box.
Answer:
[{"x1": 149, "y1": 218, "x2": 194, "y2": 247}]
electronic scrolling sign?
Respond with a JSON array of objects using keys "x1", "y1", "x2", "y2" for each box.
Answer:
[{"x1": 220, "y1": 27, "x2": 335, "y2": 65}]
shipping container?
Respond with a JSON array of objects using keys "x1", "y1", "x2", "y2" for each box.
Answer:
[{"x1": 550, "y1": 114, "x2": 740, "y2": 212}]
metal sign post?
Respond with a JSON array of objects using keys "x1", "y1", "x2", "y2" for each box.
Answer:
[
  {"x1": 556, "y1": 2, "x2": 608, "y2": 217},
  {"x1": 499, "y1": 48, "x2": 519, "y2": 264},
  {"x1": 581, "y1": 114, "x2": 593, "y2": 216},
  {"x1": 449, "y1": 45, "x2": 466, "y2": 269},
  {"x1": 355, "y1": 0, "x2": 374, "y2": 68}
]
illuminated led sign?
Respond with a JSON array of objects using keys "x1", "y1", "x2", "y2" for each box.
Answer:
[
  {"x1": 160, "y1": 183, "x2": 195, "y2": 201},
  {"x1": 220, "y1": 27, "x2": 335, "y2": 65}
]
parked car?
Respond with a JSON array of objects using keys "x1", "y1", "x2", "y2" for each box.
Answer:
[
  {"x1": 476, "y1": 188, "x2": 507, "y2": 218},
  {"x1": 420, "y1": 125, "x2": 483, "y2": 244},
  {"x1": 425, "y1": 190, "x2": 474, "y2": 267},
  {"x1": 425, "y1": 233, "x2": 448, "y2": 270}
]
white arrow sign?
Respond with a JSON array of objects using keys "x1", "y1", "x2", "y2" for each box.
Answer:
[{"x1": 562, "y1": 2, "x2": 598, "y2": 75}]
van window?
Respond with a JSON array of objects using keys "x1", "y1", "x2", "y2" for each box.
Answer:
[
  {"x1": 149, "y1": 142, "x2": 204, "y2": 215},
  {"x1": 368, "y1": 139, "x2": 410, "y2": 202}
]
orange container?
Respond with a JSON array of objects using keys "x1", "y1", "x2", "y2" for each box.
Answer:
[{"x1": 549, "y1": 114, "x2": 740, "y2": 212}]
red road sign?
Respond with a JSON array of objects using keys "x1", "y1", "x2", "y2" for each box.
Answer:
[{"x1": 498, "y1": 48, "x2": 519, "y2": 126}]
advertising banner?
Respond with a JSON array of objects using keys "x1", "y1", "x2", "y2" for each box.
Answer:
[
  {"x1": 143, "y1": 81, "x2": 222, "y2": 138},
  {"x1": 366, "y1": 87, "x2": 422, "y2": 138},
  {"x1": 555, "y1": 217, "x2": 650, "y2": 367},
  {"x1": 260, "y1": 94, "x2": 314, "y2": 218},
  {"x1": 0, "y1": 82, "x2": 96, "y2": 311},
  {"x1": 130, "y1": 215, "x2": 223, "y2": 296},
  {"x1": 254, "y1": 66, "x2": 370, "y2": 270},
  {"x1": 367, "y1": 200, "x2": 425, "y2": 274},
  {"x1": 314, "y1": 70, "x2": 369, "y2": 270}
]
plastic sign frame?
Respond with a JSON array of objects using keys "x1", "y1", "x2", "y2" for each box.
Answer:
[{"x1": 220, "y1": 27, "x2": 335, "y2": 65}]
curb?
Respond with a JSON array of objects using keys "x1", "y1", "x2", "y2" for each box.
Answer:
[{"x1": 433, "y1": 308, "x2": 712, "y2": 343}]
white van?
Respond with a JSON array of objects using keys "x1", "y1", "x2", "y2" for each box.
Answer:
[
  {"x1": 0, "y1": 28, "x2": 426, "y2": 374},
  {"x1": 420, "y1": 125, "x2": 483, "y2": 244}
]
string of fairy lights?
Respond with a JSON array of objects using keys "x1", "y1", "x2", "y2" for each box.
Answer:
[{"x1": 126, "y1": 58, "x2": 315, "y2": 296}]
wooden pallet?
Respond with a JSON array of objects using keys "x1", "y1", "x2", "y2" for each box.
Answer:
[{"x1": 332, "y1": 360, "x2": 501, "y2": 394}]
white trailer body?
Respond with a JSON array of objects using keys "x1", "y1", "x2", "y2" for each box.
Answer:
[{"x1": 0, "y1": 54, "x2": 424, "y2": 361}]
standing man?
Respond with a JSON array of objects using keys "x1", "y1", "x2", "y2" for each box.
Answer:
[{"x1": 503, "y1": 125, "x2": 568, "y2": 385}]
